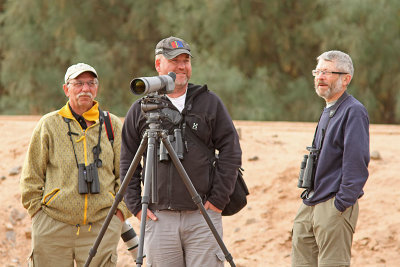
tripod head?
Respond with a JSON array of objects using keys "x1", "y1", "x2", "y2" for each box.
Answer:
[
  {"x1": 139, "y1": 94, "x2": 183, "y2": 133},
  {"x1": 140, "y1": 94, "x2": 169, "y2": 113}
]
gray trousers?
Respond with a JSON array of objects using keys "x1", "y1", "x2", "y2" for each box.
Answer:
[
  {"x1": 144, "y1": 209, "x2": 225, "y2": 267},
  {"x1": 291, "y1": 197, "x2": 359, "y2": 267}
]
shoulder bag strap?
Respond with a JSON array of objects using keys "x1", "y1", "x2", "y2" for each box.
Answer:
[
  {"x1": 184, "y1": 125, "x2": 216, "y2": 164},
  {"x1": 99, "y1": 109, "x2": 114, "y2": 147}
]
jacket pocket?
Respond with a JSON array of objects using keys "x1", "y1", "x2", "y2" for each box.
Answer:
[{"x1": 41, "y1": 188, "x2": 60, "y2": 206}]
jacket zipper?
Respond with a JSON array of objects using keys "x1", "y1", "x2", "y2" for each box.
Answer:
[{"x1": 80, "y1": 122, "x2": 99, "y2": 225}]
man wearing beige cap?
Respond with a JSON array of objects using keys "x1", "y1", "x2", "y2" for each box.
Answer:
[
  {"x1": 20, "y1": 63, "x2": 132, "y2": 266},
  {"x1": 121, "y1": 37, "x2": 242, "y2": 266}
]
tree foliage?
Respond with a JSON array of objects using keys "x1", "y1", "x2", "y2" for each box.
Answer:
[{"x1": 0, "y1": 0, "x2": 399, "y2": 123}]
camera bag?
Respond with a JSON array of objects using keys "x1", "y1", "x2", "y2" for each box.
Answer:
[{"x1": 185, "y1": 127, "x2": 249, "y2": 216}]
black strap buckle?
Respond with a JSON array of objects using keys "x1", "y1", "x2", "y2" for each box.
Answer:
[{"x1": 300, "y1": 189, "x2": 313, "y2": 199}]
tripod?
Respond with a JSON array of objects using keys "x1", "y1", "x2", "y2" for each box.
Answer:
[{"x1": 84, "y1": 97, "x2": 236, "y2": 267}]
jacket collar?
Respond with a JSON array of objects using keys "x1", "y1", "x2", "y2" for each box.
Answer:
[
  {"x1": 184, "y1": 83, "x2": 208, "y2": 112},
  {"x1": 58, "y1": 101, "x2": 100, "y2": 122}
]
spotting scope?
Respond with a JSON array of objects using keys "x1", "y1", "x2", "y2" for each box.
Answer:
[{"x1": 130, "y1": 72, "x2": 176, "y2": 95}]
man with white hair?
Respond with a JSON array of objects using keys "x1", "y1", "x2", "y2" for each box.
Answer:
[
  {"x1": 20, "y1": 63, "x2": 132, "y2": 266},
  {"x1": 291, "y1": 51, "x2": 370, "y2": 267}
]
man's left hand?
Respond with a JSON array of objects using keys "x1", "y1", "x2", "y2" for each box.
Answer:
[
  {"x1": 115, "y1": 209, "x2": 125, "y2": 222},
  {"x1": 204, "y1": 201, "x2": 222, "y2": 213}
]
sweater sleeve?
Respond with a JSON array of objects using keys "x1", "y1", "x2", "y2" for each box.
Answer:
[
  {"x1": 20, "y1": 119, "x2": 48, "y2": 217},
  {"x1": 334, "y1": 105, "x2": 370, "y2": 212}
]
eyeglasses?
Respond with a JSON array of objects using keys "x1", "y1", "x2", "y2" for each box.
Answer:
[
  {"x1": 312, "y1": 70, "x2": 348, "y2": 77},
  {"x1": 68, "y1": 80, "x2": 98, "y2": 88}
]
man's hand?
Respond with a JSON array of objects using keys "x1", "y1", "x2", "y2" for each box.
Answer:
[
  {"x1": 115, "y1": 209, "x2": 125, "y2": 222},
  {"x1": 204, "y1": 201, "x2": 222, "y2": 213},
  {"x1": 135, "y1": 209, "x2": 158, "y2": 221}
]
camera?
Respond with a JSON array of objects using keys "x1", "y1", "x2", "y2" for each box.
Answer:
[
  {"x1": 130, "y1": 72, "x2": 176, "y2": 95},
  {"x1": 78, "y1": 163, "x2": 100, "y2": 194},
  {"x1": 297, "y1": 146, "x2": 319, "y2": 190}
]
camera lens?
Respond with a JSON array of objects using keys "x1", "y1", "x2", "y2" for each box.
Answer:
[{"x1": 131, "y1": 80, "x2": 146, "y2": 95}]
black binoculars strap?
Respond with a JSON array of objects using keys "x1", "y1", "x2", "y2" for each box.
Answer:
[
  {"x1": 300, "y1": 92, "x2": 350, "y2": 199},
  {"x1": 184, "y1": 125, "x2": 215, "y2": 164},
  {"x1": 64, "y1": 117, "x2": 80, "y2": 168},
  {"x1": 311, "y1": 91, "x2": 350, "y2": 153},
  {"x1": 184, "y1": 125, "x2": 217, "y2": 196},
  {"x1": 63, "y1": 113, "x2": 104, "y2": 168},
  {"x1": 93, "y1": 116, "x2": 103, "y2": 164}
]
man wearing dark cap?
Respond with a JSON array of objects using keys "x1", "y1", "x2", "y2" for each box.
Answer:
[
  {"x1": 20, "y1": 63, "x2": 132, "y2": 266},
  {"x1": 121, "y1": 36, "x2": 242, "y2": 266}
]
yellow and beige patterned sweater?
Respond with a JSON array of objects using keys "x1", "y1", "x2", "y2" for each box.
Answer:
[{"x1": 20, "y1": 102, "x2": 131, "y2": 225}]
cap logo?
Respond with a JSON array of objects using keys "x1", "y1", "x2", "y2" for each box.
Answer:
[{"x1": 171, "y1": 40, "x2": 184, "y2": 48}]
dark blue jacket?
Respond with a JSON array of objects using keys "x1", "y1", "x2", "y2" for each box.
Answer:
[{"x1": 304, "y1": 91, "x2": 370, "y2": 212}]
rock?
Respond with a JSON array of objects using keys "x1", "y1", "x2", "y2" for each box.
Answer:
[
  {"x1": 6, "y1": 230, "x2": 16, "y2": 243},
  {"x1": 10, "y1": 208, "x2": 26, "y2": 224},
  {"x1": 8, "y1": 166, "x2": 22, "y2": 176},
  {"x1": 237, "y1": 127, "x2": 242, "y2": 139},
  {"x1": 233, "y1": 238, "x2": 246, "y2": 244},
  {"x1": 5, "y1": 223, "x2": 14, "y2": 231},
  {"x1": 1, "y1": 175, "x2": 6, "y2": 181},
  {"x1": 245, "y1": 218, "x2": 256, "y2": 225},
  {"x1": 370, "y1": 151, "x2": 382, "y2": 160},
  {"x1": 25, "y1": 227, "x2": 32, "y2": 239},
  {"x1": 248, "y1": 156, "x2": 259, "y2": 161},
  {"x1": 359, "y1": 237, "x2": 370, "y2": 246}
]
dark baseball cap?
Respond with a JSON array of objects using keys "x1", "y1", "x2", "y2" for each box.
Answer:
[{"x1": 155, "y1": 36, "x2": 192, "y2": 59}]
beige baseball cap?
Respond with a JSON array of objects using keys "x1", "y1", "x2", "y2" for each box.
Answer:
[{"x1": 64, "y1": 63, "x2": 97, "y2": 83}]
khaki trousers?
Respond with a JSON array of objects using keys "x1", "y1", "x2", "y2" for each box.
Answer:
[
  {"x1": 291, "y1": 197, "x2": 359, "y2": 267},
  {"x1": 29, "y1": 210, "x2": 122, "y2": 267}
]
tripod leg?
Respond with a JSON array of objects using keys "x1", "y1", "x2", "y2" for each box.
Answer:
[
  {"x1": 160, "y1": 132, "x2": 236, "y2": 267},
  {"x1": 136, "y1": 131, "x2": 158, "y2": 267},
  {"x1": 84, "y1": 134, "x2": 148, "y2": 267}
]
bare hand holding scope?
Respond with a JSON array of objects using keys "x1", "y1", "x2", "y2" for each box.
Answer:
[{"x1": 130, "y1": 72, "x2": 176, "y2": 95}]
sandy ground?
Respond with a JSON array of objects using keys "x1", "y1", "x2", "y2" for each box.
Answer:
[{"x1": 0, "y1": 116, "x2": 399, "y2": 267}]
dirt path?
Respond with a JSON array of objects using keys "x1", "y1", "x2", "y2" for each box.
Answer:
[{"x1": 0, "y1": 117, "x2": 399, "y2": 266}]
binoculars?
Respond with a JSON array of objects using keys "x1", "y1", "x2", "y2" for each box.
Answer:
[
  {"x1": 78, "y1": 163, "x2": 100, "y2": 194},
  {"x1": 297, "y1": 147, "x2": 319, "y2": 190},
  {"x1": 159, "y1": 128, "x2": 184, "y2": 161}
]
